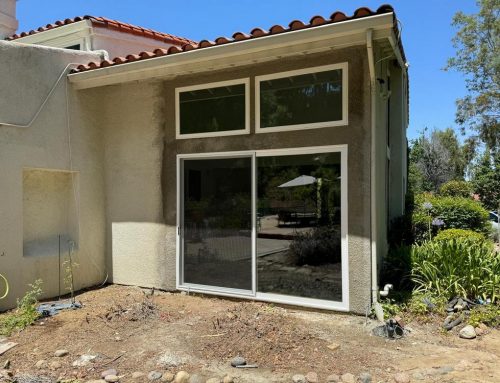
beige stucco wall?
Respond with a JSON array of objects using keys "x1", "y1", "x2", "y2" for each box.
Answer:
[{"x1": 0, "y1": 41, "x2": 106, "y2": 310}]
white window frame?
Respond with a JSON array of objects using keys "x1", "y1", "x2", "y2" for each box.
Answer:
[
  {"x1": 175, "y1": 78, "x2": 250, "y2": 139},
  {"x1": 176, "y1": 144, "x2": 349, "y2": 312},
  {"x1": 255, "y1": 63, "x2": 348, "y2": 133}
]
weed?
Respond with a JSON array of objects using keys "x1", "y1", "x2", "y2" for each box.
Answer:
[
  {"x1": 0, "y1": 279, "x2": 42, "y2": 336},
  {"x1": 468, "y1": 304, "x2": 500, "y2": 328}
]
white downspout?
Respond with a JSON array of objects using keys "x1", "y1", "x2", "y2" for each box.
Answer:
[{"x1": 366, "y1": 29, "x2": 380, "y2": 313}]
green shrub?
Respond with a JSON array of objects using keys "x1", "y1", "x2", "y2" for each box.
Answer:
[
  {"x1": 439, "y1": 180, "x2": 473, "y2": 198},
  {"x1": 289, "y1": 226, "x2": 341, "y2": 265},
  {"x1": 434, "y1": 228, "x2": 485, "y2": 242},
  {"x1": 380, "y1": 246, "x2": 413, "y2": 291},
  {"x1": 0, "y1": 279, "x2": 42, "y2": 336},
  {"x1": 411, "y1": 239, "x2": 499, "y2": 302},
  {"x1": 412, "y1": 194, "x2": 490, "y2": 241},
  {"x1": 468, "y1": 304, "x2": 500, "y2": 327}
]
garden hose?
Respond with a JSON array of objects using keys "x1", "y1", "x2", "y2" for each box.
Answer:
[{"x1": 0, "y1": 273, "x2": 8, "y2": 300}]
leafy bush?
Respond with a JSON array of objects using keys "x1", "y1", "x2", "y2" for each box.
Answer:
[
  {"x1": 412, "y1": 194, "x2": 490, "y2": 241},
  {"x1": 380, "y1": 246, "x2": 413, "y2": 291},
  {"x1": 468, "y1": 304, "x2": 500, "y2": 327},
  {"x1": 439, "y1": 180, "x2": 473, "y2": 198},
  {"x1": 0, "y1": 279, "x2": 42, "y2": 336},
  {"x1": 411, "y1": 239, "x2": 499, "y2": 302},
  {"x1": 434, "y1": 228, "x2": 485, "y2": 242},
  {"x1": 289, "y1": 226, "x2": 341, "y2": 266}
]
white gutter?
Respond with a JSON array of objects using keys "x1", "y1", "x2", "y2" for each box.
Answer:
[{"x1": 366, "y1": 29, "x2": 379, "y2": 308}]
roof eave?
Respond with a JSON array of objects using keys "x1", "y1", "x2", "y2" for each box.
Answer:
[{"x1": 69, "y1": 13, "x2": 397, "y2": 90}]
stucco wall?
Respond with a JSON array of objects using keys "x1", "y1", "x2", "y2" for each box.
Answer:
[
  {"x1": 161, "y1": 47, "x2": 373, "y2": 313},
  {"x1": 0, "y1": 41, "x2": 106, "y2": 310}
]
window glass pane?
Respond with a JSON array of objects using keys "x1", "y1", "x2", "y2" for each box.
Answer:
[
  {"x1": 260, "y1": 69, "x2": 343, "y2": 128},
  {"x1": 182, "y1": 157, "x2": 252, "y2": 290},
  {"x1": 257, "y1": 152, "x2": 342, "y2": 301},
  {"x1": 179, "y1": 84, "x2": 246, "y2": 135}
]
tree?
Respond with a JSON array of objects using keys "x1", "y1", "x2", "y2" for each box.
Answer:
[
  {"x1": 409, "y1": 129, "x2": 466, "y2": 192},
  {"x1": 471, "y1": 150, "x2": 500, "y2": 210},
  {"x1": 446, "y1": 0, "x2": 500, "y2": 153}
]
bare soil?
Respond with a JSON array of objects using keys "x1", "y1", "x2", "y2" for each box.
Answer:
[{"x1": 1, "y1": 285, "x2": 499, "y2": 382}]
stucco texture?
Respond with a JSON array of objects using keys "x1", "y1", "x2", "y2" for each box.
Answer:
[{"x1": 0, "y1": 41, "x2": 106, "y2": 310}]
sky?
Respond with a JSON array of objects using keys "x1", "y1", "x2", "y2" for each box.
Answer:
[{"x1": 16, "y1": 0, "x2": 479, "y2": 141}]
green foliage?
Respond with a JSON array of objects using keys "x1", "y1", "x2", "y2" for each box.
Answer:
[
  {"x1": 289, "y1": 226, "x2": 341, "y2": 266},
  {"x1": 405, "y1": 292, "x2": 447, "y2": 318},
  {"x1": 471, "y1": 150, "x2": 500, "y2": 210},
  {"x1": 468, "y1": 304, "x2": 500, "y2": 327},
  {"x1": 0, "y1": 279, "x2": 42, "y2": 336},
  {"x1": 434, "y1": 228, "x2": 485, "y2": 242},
  {"x1": 412, "y1": 194, "x2": 490, "y2": 241},
  {"x1": 411, "y1": 239, "x2": 499, "y2": 302},
  {"x1": 446, "y1": 0, "x2": 499, "y2": 151},
  {"x1": 439, "y1": 180, "x2": 473, "y2": 198},
  {"x1": 380, "y1": 245, "x2": 413, "y2": 291}
]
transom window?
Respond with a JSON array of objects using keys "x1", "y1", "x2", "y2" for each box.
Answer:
[
  {"x1": 256, "y1": 63, "x2": 348, "y2": 132},
  {"x1": 176, "y1": 79, "x2": 250, "y2": 139}
]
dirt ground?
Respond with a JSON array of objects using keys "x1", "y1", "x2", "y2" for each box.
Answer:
[{"x1": 1, "y1": 285, "x2": 499, "y2": 383}]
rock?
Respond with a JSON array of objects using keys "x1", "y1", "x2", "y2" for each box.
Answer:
[
  {"x1": 132, "y1": 372, "x2": 146, "y2": 379},
  {"x1": 161, "y1": 372, "x2": 174, "y2": 382},
  {"x1": 358, "y1": 372, "x2": 371, "y2": 383},
  {"x1": 326, "y1": 374, "x2": 340, "y2": 382},
  {"x1": 148, "y1": 371, "x2": 163, "y2": 381},
  {"x1": 101, "y1": 369, "x2": 118, "y2": 378},
  {"x1": 327, "y1": 343, "x2": 340, "y2": 351},
  {"x1": 479, "y1": 323, "x2": 488, "y2": 331},
  {"x1": 292, "y1": 375, "x2": 306, "y2": 383},
  {"x1": 222, "y1": 375, "x2": 234, "y2": 383},
  {"x1": 230, "y1": 356, "x2": 246, "y2": 367},
  {"x1": 459, "y1": 325, "x2": 476, "y2": 339},
  {"x1": 54, "y1": 349, "x2": 69, "y2": 357},
  {"x1": 340, "y1": 373, "x2": 356, "y2": 383},
  {"x1": 3, "y1": 360, "x2": 10, "y2": 369},
  {"x1": 104, "y1": 375, "x2": 119, "y2": 383},
  {"x1": 49, "y1": 361, "x2": 62, "y2": 370},
  {"x1": 393, "y1": 372, "x2": 410, "y2": 383},
  {"x1": 73, "y1": 354, "x2": 97, "y2": 367},
  {"x1": 305, "y1": 372, "x2": 318, "y2": 383},
  {"x1": 412, "y1": 371, "x2": 425, "y2": 380},
  {"x1": 475, "y1": 326, "x2": 484, "y2": 336},
  {"x1": 206, "y1": 379, "x2": 220, "y2": 383},
  {"x1": 173, "y1": 371, "x2": 190, "y2": 383},
  {"x1": 188, "y1": 374, "x2": 203, "y2": 383},
  {"x1": 35, "y1": 360, "x2": 48, "y2": 369}
]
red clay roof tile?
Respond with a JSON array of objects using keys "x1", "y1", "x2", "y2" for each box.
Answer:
[
  {"x1": 66, "y1": 5, "x2": 401, "y2": 74},
  {"x1": 5, "y1": 15, "x2": 195, "y2": 46}
]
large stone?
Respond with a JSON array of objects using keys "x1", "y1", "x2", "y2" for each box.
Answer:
[
  {"x1": 188, "y1": 374, "x2": 203, "y2": 383},
  {"x1": 393, "y1": 372, "x2": 410, "y2": 383},
  {"x1": 340, "y1": 373, "x2": 356, "y2": 383},
  {"x1": 326, "y1": 374, "x2": 340, "y2": 382},
  {"x1": 459, "y1": 325, "x2": 476, "y2": 339},
  {"x1": 54, "y1": 350, "x2": 69, "y2": 357},
  {"x1": 305, "y1": 372, "x2": 318, "y2": 383},
  {"x1": 358, "y1": 372, "x2": 371, "y2": 383},
  {"x1": 104, "y1": 375, "x2": 119, "y2": 383},
  {"x1": 292, "y1": 375, "x2": 306, "y2": 383},
  {"x1": 173, "y1": 371, "x2": 190, "y2": 383},
  {"x1": 327, "y1": 343, "x2": 340, "y2": 351},
  {"x1": 161, "y1": 372, "x2": 174, "y2": 382},
  {"x1": 101, "y1": 369, "x2": 118, "y2": 379},
  {"x1": 148, "y1": 371, "x2": 163, "y2": 381},
  {"x1": 230, "y1": 356, "x2": 246, "y2": 367}
]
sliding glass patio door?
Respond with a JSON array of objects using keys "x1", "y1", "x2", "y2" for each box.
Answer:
[{"x1": 180, "y1": 156, "x2": 253, "y2": 292}]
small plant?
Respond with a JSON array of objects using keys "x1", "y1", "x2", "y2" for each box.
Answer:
[
  {"x1": 0, "y1": 279, "x2": 43, "y2": 336},
  {"x1": 62, "y1": 243, "x2": 79, "y2": 303},
  {"x1": 405, "y1": 292, "x2": 446, "y2": 318},
  {"x1": 289, "y1": 226, "x2": 341, "y2": 265}
]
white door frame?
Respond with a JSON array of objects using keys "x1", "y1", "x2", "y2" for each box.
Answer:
[{"x1": 176, "y1": 144, "x2": 349, "y2": 311}]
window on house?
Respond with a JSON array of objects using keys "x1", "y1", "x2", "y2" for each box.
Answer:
[
  {"x1": 176, "y1": 79, "x2": 249, "y2": 138},
  {"x1": 256, "y1": 63, "x2": 348, "y2": 132}
]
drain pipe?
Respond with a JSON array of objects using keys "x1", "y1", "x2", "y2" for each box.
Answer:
[{"x1": 366, "y1": 29, "x2": 383, "y2": 320}]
